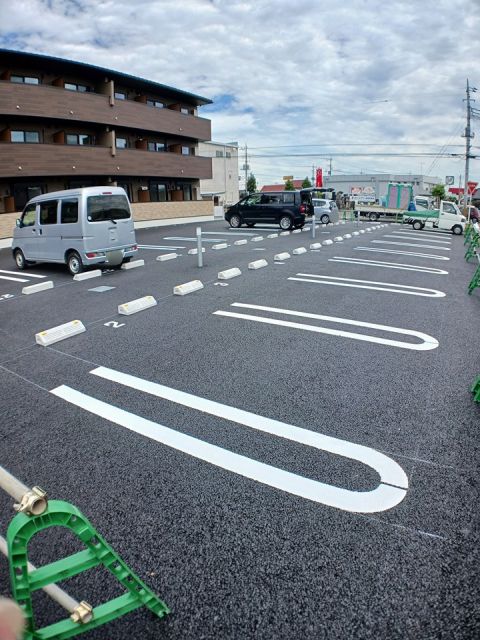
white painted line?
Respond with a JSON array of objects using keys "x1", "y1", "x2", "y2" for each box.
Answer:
[
  {"x1": 118, "y1": 296, "x2": 157, "y2": 315},
  {"x1": 354, "y1": 247, "x2": 449, "y2": 261},
  {"x1": 188, "y1": 247, "x2": 206, "y2": 255},
  {"x1": 251, "y1": 236, "x2": 264, "y2": 242},
  {"x1": 36, "y1": 320, "x2": 86, "y2": 346},
  {"x1": 293, "y1": 247, "x2": 307, "y2": 255},
  {"x1": 215, "y1": 303, "x2": 439, "y2": 351},
  {"x1": 164, "y1": 236, "x2": 226, "y2": 243},
  {"x1": 248, "y1": 259, "x2": 268, "y2": 269},
  {"x1": 71, "y1": 366, "x2": 410, "y2": 513},
  {"x1": 334, "y1": 236, "x2": 344, "y2": 242},
  {"x1": 289, "y1": 274, "x2": 445, "y2": 297},
  {"x1": 138, "y1": 244, "x2": 186, "y2": 250},
  {"x1": 234, "y1": 239, "x2": 248, "y2": 246},
  {"x1": 121, "y1": 259, "x2": 145, "y2": 270},
  {"x1": 395, "y1": 229, "x2": 452, "y2": 237},
  {"x1": 267, "y1": 233, "x2": 278, "y2": 238},
  {"x1": 218, "y1": 268, "x2": 242, "y2": 280},
  {"x1": 173, "y1": 280, "x2": 204, "y2": 295},
  {"x1": 328, "y1": 257, "x2": 448, "y2": 275},
  {"x1": 0, "y1": 274, "x2": 29, "y2": 283},
  {"x1": 0, "y1": 269, "x2": 46, "y2": 279},
  {"x1": 204, "y1": 231, "x2": 256, "y2": 236},
  {"x1": 22, "y1": 281, "x2": 54, "y2": 295},
  {"x1": 383, "y1": 234, "x2": 451, "y2": 244},
  {"x1": 156, "y1": 253, "x2": 178, "y2": 261},
  {"x1": 371, "y1": 240, "x2": 450, "y2": 251},
  {"x1": 274, "y1": 252, "x2": 291, "y2": 261},
  {"x1": 73, "y1": 270, "x2": 102, "y2": 281},
  {"x1": 211, "y1": 243, "x2": 228, "y2": 250},
  {"x1": 322, "y1": 239, "x2": 333, "y2": 246},
  {"x1": 310, "y1": 243, "x2": 322, "y2": 249}
]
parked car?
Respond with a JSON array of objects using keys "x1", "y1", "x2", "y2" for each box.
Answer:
[
  {"x1": 225, "y1": 190, "x2": 314, "y2": 230},
  {"x1": 12, "y1": 186, "x2": 137, "y2": 275},
  {"x1": 467, "y1": 205, "x2": 480, "y2": 223},
  {"x1": 312, "y1": 198, "x2": 339, "y2": 224}
]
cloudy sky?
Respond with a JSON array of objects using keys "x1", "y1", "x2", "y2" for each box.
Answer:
[{"x1": 0, "y1": 0, "x2": 478, "y2": 188}]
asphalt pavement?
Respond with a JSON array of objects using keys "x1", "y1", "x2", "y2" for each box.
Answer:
[{"x1": 0, "y1": 219, "x2": 479, "y2": 639}]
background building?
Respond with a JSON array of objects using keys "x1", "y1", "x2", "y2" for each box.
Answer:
[
  {"x1": 0, "y1": 49, "x2": 213, "y2": 222},
  {"x1": 199, "y1": 140, "x2": 239, "y2": 207}
]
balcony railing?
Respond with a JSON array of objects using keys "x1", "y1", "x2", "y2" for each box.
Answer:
[
  {"x1": 0, "y1": 143, "x2": 212, "y2": 180},
  {"x1": 0, "y1": 81, "x2": 211, "y2": 140}
]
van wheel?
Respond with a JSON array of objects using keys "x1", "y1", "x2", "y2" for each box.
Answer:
[
  {"x1": 14, "y1": 249, "x2": 29, "y2": 270},
  {"x1": 279, "y1": 215, "x2": 293, "y2": 230},
  {"x1": 412, "y1": 220, "x2": 424, "y2": 230},
  {"x1": 229, "y1": 214, "x2": 241, "y2": 228},
  {"x1": 67, "y1": 251, "x2": 83, "y2": 275},
  {"x1": 320, "y1": 214, "x2": 330, "y2": 224},
  {"x1": 452, "y1": 224, "x2": 463, "y2": 235}
]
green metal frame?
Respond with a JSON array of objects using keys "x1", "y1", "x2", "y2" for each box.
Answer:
[
  {"x1": 464, "y1": 233, "x2": 479, "y2": 261},
  {"x1": 7, "y1": 500, "x2": 169, "y2": 639},
  {"x1": 471, "y1": 376, "x2": 480, "y2": 403},
  {"x1": 468, "y1": 263, "x2": 480, "y2": 295}
]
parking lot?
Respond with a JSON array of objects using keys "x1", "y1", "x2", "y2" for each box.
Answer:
[{"x1": 0, "y1": 218, "x2": 479, "y2": 639}]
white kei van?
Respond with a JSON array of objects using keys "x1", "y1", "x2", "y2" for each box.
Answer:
[{"x1": 13, "y1": 186, "x2": 138, "y2": 275}]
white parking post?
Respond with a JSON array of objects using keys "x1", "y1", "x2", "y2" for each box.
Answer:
[
  {"x1": 312, "y1": 215, "x2": 316, "y2": 239},
  {"x1": 196, "y1": 227, "x2": 203, "y2": 268}
]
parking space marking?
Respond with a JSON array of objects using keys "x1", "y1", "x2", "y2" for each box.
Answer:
[
  {"x1": 371, "y1": 240, "x2": 450, "y2": 251},
  {"x1": 202, "y1": 231, "x2": 256, "y2": 236},
  {"x1": 214, "y1": 303, "x2": 439, "y2": 351},
  {"x1": 0, "y1": 274, "x2": 29, "y2": 283},
  {"x1": 355, "y1": 247, "x2": 450, "y2": 261},
  {"x1": 0, "y1": 269, "x2": 47, "y2": 279},
  {"x1": 288, "y1": 274, "x2": 445, "y2": 297},
  {"x1": 138, "y1": 244, "x2": 186, "y2": 250},
  {"x1": 164, "y1": 236, "x2": 230, "y2": 243},
  {"x1": 328, "y1": 257, "x2": 448, "y2": 275},
  {"x1": 383, "y1": 234, "x2": 451, "y2": 245},
  {"x1": 395, "y1": 229, "x2": 453, "y2": 236},
  {"x1": 49, "y1": 367, "x2": 408, "y2": 514}
]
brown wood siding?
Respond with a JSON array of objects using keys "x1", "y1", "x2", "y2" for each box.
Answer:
[
  {"x1": 0, "y1": 143, "x2": 212, "y2": 179},
  {"x1": 0, "y1": 82, "x2": 211, "y2": 140}
]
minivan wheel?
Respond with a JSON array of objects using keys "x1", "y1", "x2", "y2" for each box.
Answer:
[
  {"x1": 320, "y1": 214, "x2": 330, "y2": 224},
  {"x1": 14, "y1": 249, "x2": 28, "y2": 270},
  {"x1": 67, "y1": 251, "x2": 83, "y2": 275},
  {"x1": 229, "y1": 214, "x2": 241, "y2": 228},
  {"x1": 452, "y1": 224, "x2": 463, "y2": 235},
  {"x1": 279, "y1": 215, "x2": 293, "y2": 230}
]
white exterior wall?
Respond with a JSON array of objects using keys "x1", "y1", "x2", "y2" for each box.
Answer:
[
  {"x1": 324, "y1": 174, "x2": 442, "y2": 200},
  {"x1": 198, "y1": 141, "x2": 240, "y2": 206}
]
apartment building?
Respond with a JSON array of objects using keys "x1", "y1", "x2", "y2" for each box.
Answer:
[
  {"x1": 0, "y1": 49, "x2": 213, "y2": 220},
  {"x1": 198, "y1": 141, "x2": 239, "y2": 207}
]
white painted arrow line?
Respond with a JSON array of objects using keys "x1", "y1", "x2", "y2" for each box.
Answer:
[
  {"x1": 49, "y1": 370, "x2": 408, "y2": 513},
  {"x1": 383, "y1": 234, "x2": 451, "y2": 244},
  {"x1": 371, "y1": 240, "x2": 450, "y2": 251},
  {"x1": 214, "y1": 303, "x2": 438, "y2": 351},
  {"x1": 289, "y1": 274, "x2": 445, "y2": 297},
  {"x1": 328, "y1": 257, "x2": 448, "y2": 275},
  {"x1": 354, "y1": 247, "x2": 449, "y2": 261}
]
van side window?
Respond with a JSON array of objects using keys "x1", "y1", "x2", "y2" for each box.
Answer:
[
  {"x1": 39, "y1": 201, "x2": 58, "y2": 225},
  {"x1": 61, "y1": 199, "x2": 79, "y2": 224},
  {"x1": 21, "y1": 204, "x2": 36, "y2": 227},
  {"x1": 283, "y1": 193, "x2": 295, "y2": 204}
]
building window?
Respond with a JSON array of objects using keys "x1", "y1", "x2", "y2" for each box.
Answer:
[
  {"x1": 149, "y1": 183, "x2": 167, "y2": 202},
  {"x1": 115, "y1": 91, "x2": 126, "y2": 100},
  {"x1": 11, "y1": 130, "x2": 40, "y2": 143},
  {"x1": 60, "y1": 199, "x2": 79, "y2": 224},
  {"x1": 216, "y1": 150, "x2": 224, "y2": 158},
  {"x1": 147, "y1": 99, "x2": 164, "y2": 108},
  {"x1": 64, "y1": 82, "x2": 88, "y2": 92},
  {"x1": 148, "y1": 141, "x2": 166, "y2": 152},
  {"x1": 181, "y1": 146, "x2": 191, "y2": 155},
  {"x1": 182, "y1": 184, "x2": 192, "y2": 201},
  {"x1": 11, "y1": 75, "x2": 39, "y2": 85},
  {"x1": 181, "y1": 106, "x2": 194, "y2": 115},
  {"x1": 116, "y1": 137, "x2": 127, "y2": 149},
  {"x1": 226, "y1": 151, "x2": 231, "y2": 158},
  {"x1": 66, "y1": 133, "x2": 94, "y2": 145}
]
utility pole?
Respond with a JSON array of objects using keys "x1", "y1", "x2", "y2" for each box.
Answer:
[
  {"x1": 244, "y1": 144, "x2": 248, "y2": 194},
  {"x1": 329, "y1": 158, "x2": 332, "y2": 176},
  {"x1": 463, "y1": 79, "x2": 476, "y2": 212},
  {"x1": 312, "y1": 164, "x2": 315, "y2": 186}
]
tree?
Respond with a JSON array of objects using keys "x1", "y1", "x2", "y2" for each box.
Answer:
[
  {"x1": 284, "y1": 178, "x2": 295, "y2": 191},
  {"x1": 301, "y1": 176, "x2": 312, "y2": 188},
  {"x1": 246, "y1": 173, "x2": 257, "y2": 194},
  {"x1": 431, "y1": 184, "x2": 445, "y2": 205}
]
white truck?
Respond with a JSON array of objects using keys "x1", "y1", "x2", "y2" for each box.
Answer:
[
  {"x1": 402, "y1": 201, "x2": 466, "y2": 235},
  {"x1": 354, "y1": 183, "x2": 431, "y2": 221}
]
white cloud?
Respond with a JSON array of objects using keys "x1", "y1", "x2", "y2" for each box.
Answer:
[{"x1": 0, "y1": 0, "x2": 478, "y2": 186}]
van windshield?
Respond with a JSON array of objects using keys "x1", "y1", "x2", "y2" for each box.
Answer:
[{"x1": 87, "y1": 195, "x2": 130, "y2": 222}]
